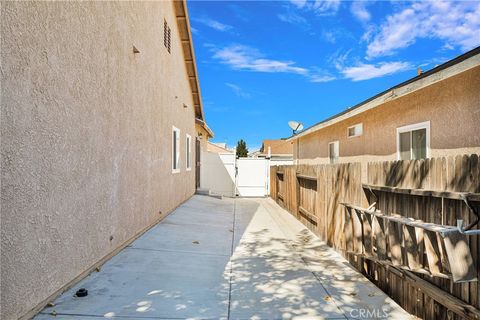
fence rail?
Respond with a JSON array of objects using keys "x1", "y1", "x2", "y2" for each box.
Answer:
[{"x1": 270, "y1": 154, "x2": 480, "y2": 320}]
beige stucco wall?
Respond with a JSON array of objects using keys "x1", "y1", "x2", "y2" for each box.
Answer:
[
  {"x1": 294, "y1": 65, "x2": 480, "y2": 165},
  {"x1": 1, "y1": 2, "x2": 199, "y2": 319},
  {"x1": 263, "y1": 139, "x2": 293, "y2": 155}
]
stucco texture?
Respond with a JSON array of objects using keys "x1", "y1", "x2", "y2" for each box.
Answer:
[
  {"x1": 263, "y1": 139, "x2": 293, "y2": 155},
  {"x1": 1, "y1": 2, "x2": 198, "y2": 319},
  {"x1": 294, "y1": 65, "x2": 480, "y2": 164}
]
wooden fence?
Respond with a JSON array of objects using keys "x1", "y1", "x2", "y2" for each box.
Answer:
[{"x1": 270, "y1": 154, "x2": 480, "y2": 320}]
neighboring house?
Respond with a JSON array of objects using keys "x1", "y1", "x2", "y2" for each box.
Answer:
[
  {"x1": 261, "y1": 139, "x2": 294, "y2": 161},
  {"x1": 251, "y1": 139, "x2": 294, "y2": 166},
  {"x1": 1, "y1": 1, "x2": 211, "y2": 320},
  {"x1": 249, "y1": 149, "x2": 263, "y2": 157},
  {"x1": 207, "y1": 141, "x2": 234, "y2": 153},
  {"x1": 288, "y1": 47, "x2": 480, "y2": 165}
]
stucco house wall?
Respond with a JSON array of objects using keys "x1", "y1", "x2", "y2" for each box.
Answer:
[
  {"x1": 1, "y1": 2, "x2": 200, "y2": 319},
  {"x1": 263, "y1": 139, "x2": 293, "y2": 156},
  {"x1": 293, "y1": 64, "x2": 480, "y2": 165},
  {"x1": 207, "y1": 141, "x2": 234, "y2": 154}
]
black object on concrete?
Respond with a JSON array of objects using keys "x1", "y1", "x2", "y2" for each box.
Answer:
[{"x1": 75, "y1": 288, "x2": 88, "y2": 297}]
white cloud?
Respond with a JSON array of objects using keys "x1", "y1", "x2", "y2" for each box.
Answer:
[
  {"x1": 193, "y1": 17, "x2": 233, "y2": 32},
  {"x1": 328, "y1": 49, "x2": 352, "y2": 69},
  {"x1": 290, "y1": 0, "x2": 307, "y2": 9},
  {"x1": 321, "y1": 30, "x2": 336, "y2": 43},
  {"x1": 361, "y1": 24, "x2": 376, "y2": 42},
  {"x1": 225, "y1": 83, "x2": 251, "y2": 98},
  {"x1": 212, "y1": 44, "x2": 336, "y2": 83},
  {"x1": 367, "y1": 1, "x2": 480, "y2": 58},
  {"x1": 340, "y1": 61, "x2": 413, "y2": 81},
  {"x1": 213, "y1": 45, "x2": 308, "y2": 75},
  {"x1": 351, "y1": 1, "x2": 371, "y2": 22},
  {"x1": 308, "y1": 67, "x2": 336, "y2": 82},
  {"x1": 289, "y1": 0, "x2": 341, "y2": 16},
  {"x1": 310, "y1": 0, "x2": 341, "y2": 15},
  {"x1": 278, "y1": 11, "x2": 308, "y2": 25},
  {"x1": 442, "y1": 43, "x2": 454, "y2": 51},
  {"x1": 309, "y1": 74, "x2": 336, "y2": 83}
]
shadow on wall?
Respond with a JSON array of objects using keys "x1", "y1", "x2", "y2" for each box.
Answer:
[{"x1": 201, "y1": 151, "x2": 236, "y2": 197}]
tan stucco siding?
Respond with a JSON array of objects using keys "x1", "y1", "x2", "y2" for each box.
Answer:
[
  {"x1": 207, "y1": 142, "x2": 233, "y2": 154},
  {"x1": 1, "y1": 2, "x2": 198, "y2": 319},
  {"x1": 263, "y1": 139, "x2": 293, "y2": 155},
  {"x1": 294, "y1": 65, "x2": 480, "y2": 164}
]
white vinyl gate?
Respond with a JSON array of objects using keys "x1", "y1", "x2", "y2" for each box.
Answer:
[{"x1": 236, "y1": 158, "x2": 269, "y2": 197}]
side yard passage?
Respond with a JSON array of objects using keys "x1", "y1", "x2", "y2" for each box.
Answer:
[{"x1": 35, "y1": 195, "x2": 411, "y2": 320}]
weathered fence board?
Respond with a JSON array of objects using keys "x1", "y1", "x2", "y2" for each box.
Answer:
[{"x1": 270, "y1": 154, "x2": 480, "y2": 320}]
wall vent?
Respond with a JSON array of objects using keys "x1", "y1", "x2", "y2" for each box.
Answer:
[
  {"x1": 164, "y1": 20, "x2": 171, "y2": 53},
  {"x1": 347, "y1": 123, "x2": 363, "y2": 138}
]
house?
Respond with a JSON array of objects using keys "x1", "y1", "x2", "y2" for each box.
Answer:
[
  {"x1": 288, "y1": 47, "x2": 480, "y2": 165},
  {"x1": 249, "y1": 139, "x2": 294, "y2": 166},
  {"x1": 261, "y1": 139, "x2": 294, "y2": 163},
  {"x1": 1, "y1": 1, "x2": 212, "y2": 319},
  {"x1": 207, "y1": 141, "x2": 234, "y2": 153}
]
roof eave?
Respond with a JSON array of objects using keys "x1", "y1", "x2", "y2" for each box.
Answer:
[
  {"x1": 196, "y1": 118, "x2": 214, "y2": 138},
  {"x1": 173, "y1": 0, "x2": 205, "y2": 121}
]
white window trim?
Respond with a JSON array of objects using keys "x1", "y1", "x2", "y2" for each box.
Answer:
[
  {"x1": 347, "y1": 123, "x2": 363, "y2": 138},
  {"x1": 396, "y1": 121, "x2": 430, "y2": 160},
  {"x1": 186, "y1": 134, "x2": 192, "y2": 171},
  {"x1": 328, "y1": 140, "x2": 339, "y2": 164},
  {"x1": 172, "y1": 126, "x2": 181, "y2": 173}
]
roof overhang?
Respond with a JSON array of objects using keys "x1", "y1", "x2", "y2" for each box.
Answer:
[
  {"x1": 196, "y1": 118, "x2": 214, "y2": 139},
  {"x1": 287, "y1": 46, "x2": 480, "y2": 142},
  {"x1": 173, "y1": 0, "x2": 205, "y2": 121}
]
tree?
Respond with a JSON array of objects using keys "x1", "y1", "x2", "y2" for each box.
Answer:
[
  {"x1": 236, "y1": 139, "x2": 248, "y2": 157},
  {"x1": 259, "y1": 143, "x2": 264, "y2": 153}
]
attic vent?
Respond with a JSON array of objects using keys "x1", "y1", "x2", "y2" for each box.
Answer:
[{"x1": 164, "y1": 20, "x2": 171, "y2": 53}]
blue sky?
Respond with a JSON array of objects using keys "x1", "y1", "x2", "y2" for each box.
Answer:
[{"x1": 187, "y1": 0, "x2": 480, "y2": 151}]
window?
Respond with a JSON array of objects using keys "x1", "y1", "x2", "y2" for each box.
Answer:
[
  {"x1": 328, "y1": 141, "x2": 339, "y2": 164},
  {"x1": 347, "y1": 123, "x2": 363, "y2": 138},
  {"x1": 397, "y1": 121, "x2": 430, "y2": 160},
  {"x1": 172, "y1": 126, "x2": 180, "y2": 173},
  {"x1": 164, "y1": 20, "x2": 171, "y2": 53},
  {"x1": 186, "y1": 134, "x2": 192, "y2": 170}
]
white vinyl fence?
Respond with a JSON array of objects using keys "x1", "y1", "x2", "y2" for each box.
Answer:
[
  {"x1": 236, "y1": 157, "x2": 269, "y2": 197},
  {"x1": 200, "y1": 151, "x2": 236, "y2": 197},
  {"x1": 201, "y1": 152, "x2": 293, "y2": 198}
]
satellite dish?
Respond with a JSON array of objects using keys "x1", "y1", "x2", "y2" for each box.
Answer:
[{"x1": 288, "y1": 120, "x2": 304, "y2": 134}]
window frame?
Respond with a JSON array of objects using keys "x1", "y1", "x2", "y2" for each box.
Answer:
[
  {"x1": 328, "y1": 140, "x2": 340, "y2": 164},
  {"x1": 396, "y1": 121, "x2": 430, "y2": 160},
  {"x1": 172, "y1": 126, "x2": 181, "y2": 173},
  {"x1": 186, "y1": 134, "x2": 192, "y2": 171},
  {"x1": 347, "y1": 123, "x2": 363, "y2": 138}
]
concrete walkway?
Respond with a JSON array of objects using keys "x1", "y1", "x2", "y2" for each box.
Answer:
[{"x1": 36, "y1": 196, "x2": 412, "y2": 320}]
